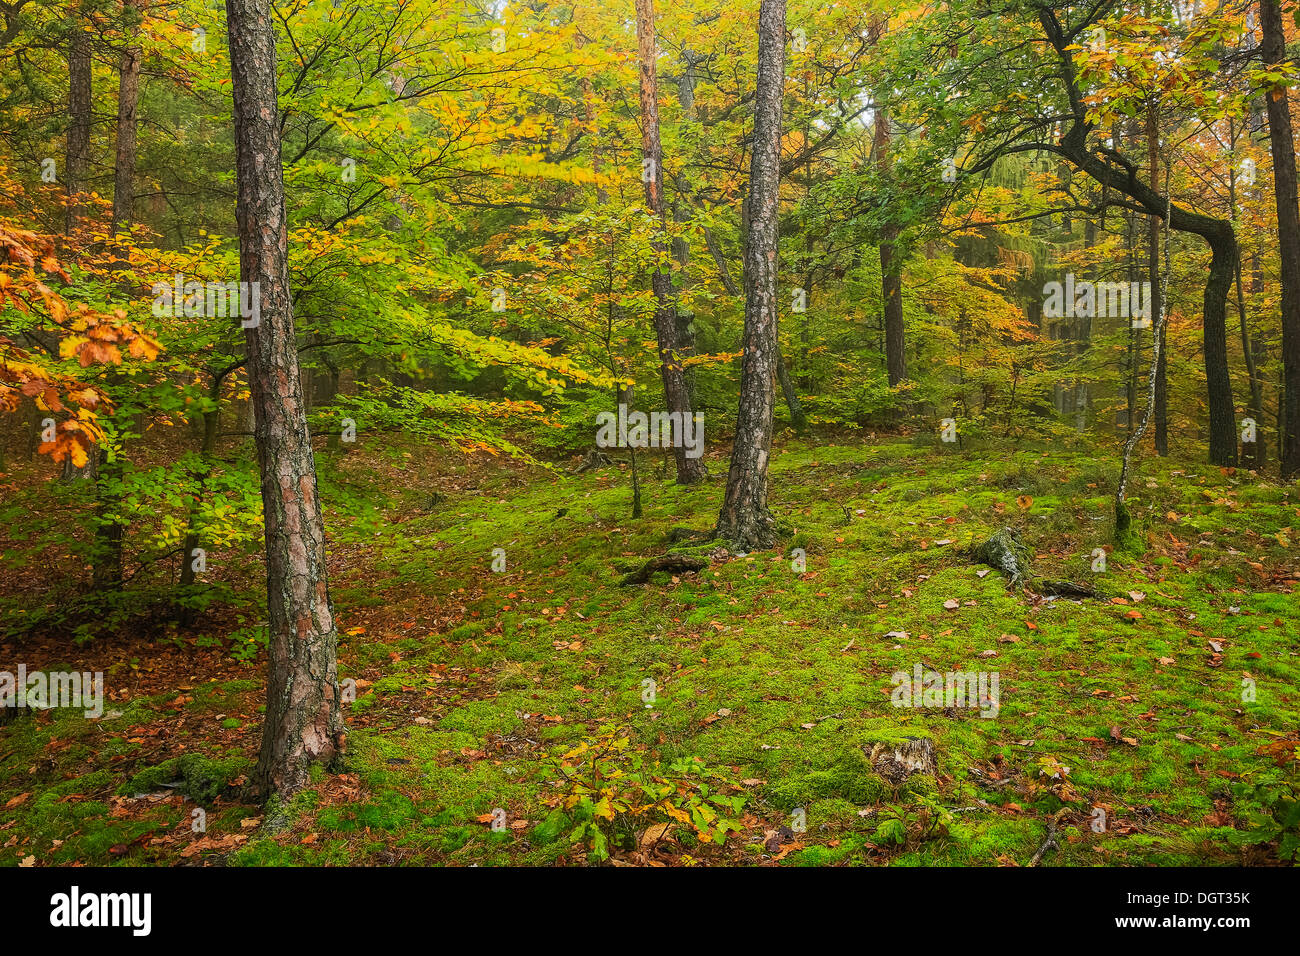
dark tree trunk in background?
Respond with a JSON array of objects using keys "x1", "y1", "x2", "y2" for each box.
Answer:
[
  {"x1": 90, "y1": 449, "x2": 123, "y2": 589},
  {"x1": 716, "y1": 0, "x2": 785, "y2": 551},
  {"x1": 775, "y1": 344, "x2": 806, "y2": 430},
  {"x1": 1037, "y1": 12, "x2": 1237, "y2": 465},
  {"x1": 874, "y1": 101, "x2": 906, "y2": 387},
  {"x1": 1261, "y1": 0, "x2": 1300, "y2": 478},
  {"x1": 880, "y1": 226, "x2": 906, "y2": 386},
  {"x1": 111, "y1": 0, "x2": 142, "y2": 236},
  {"x1": 84, "y1": 0, "x2": 146, "y2": 586},
  {"x1": 1148, "y1": 106, "x2": 1167, "y2": 456},
  {"x1": 1054, "y1": 138, "x2": 1237, "y2": 464},
  {"x1": 635, "y1": 0, "x2": 706, "y2": 484},
  {"x1": 64, "y1": 6, "x2": 91, "y2": 236},
  {"x1": 1202, "y1": 230, "x2": 1240, "y2": 465},
  {"x1": 227, "y1": 0, "x2": 344, "y2": 800},
  {"x1": 59, "y1": 8, "x2": 99, "y2": 502},
  {"x1": 1230, "y1": 114, "x2": 1266, "y2": 470}
]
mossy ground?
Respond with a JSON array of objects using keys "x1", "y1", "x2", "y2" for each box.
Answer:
[{"x1": 2, "y1": 433, "x2": 1297, "y2": 865}]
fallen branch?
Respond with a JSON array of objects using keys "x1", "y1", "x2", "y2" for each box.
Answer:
[
  {"x1": 1036, "y1": 579, "x2": 1098, "y2": 599},
  {"x1": 1028, "y1": 808, "x2": 1069, "y2": 866}
]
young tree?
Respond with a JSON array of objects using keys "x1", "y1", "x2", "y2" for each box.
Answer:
[
  {"x1": 716, "y1": 0, "x2": 785, "y2": 550},
  {"x1": 1260, "y1": 0, "x2": 1300, "y2": 477},
  {"x1": 876, "y1": 105, "x2": 907, "y2": 387},
  {"x1": 1147, "y1": 103, "x2": 1167, "y2": 456},
  {"x1": 871, "y1": 17, "x2": 906, "y2": 388},
  {"x1": 634, "y1": 0, "x2": 706, "y2": 484},
  {"x1": 226, "y1": 0, "x2": 345, "y2": 799}
]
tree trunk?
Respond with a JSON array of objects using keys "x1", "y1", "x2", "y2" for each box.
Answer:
[
  {"x1": 111, "y1": 0, "x2": 142, "y2": 237},
  {"x1": 64, "y1": 6, "x2": 91, "y2": 236},
  {"x1": 1261, "y1": 0, "x2": 1300, "y2": 478},
  {"x1": 1117, "y1": 183, "x2": 1173, "y2": 534},
  {"x1": 716, "y1": 0, "x2": 784, "y2": 551},
  {"x1": 1148, "y1": 105, "x2": 1167, "y2": 456},
  {"x1": 880, "y1": 225, "x2": 906, "y2": 386},
  {"x1": 874, "y1": 105, "x2": 906, "y2": 387},
  {"x1": 90, "y1": 450, "x2": 123, "y2": 590},
  {"x1": 226, "y1": 0, "x2": 344, "y2": 800},
  {"x1": 178, "y1": 393, "x2": 221, "y2": 623},
  {"x1": 634, "y1": 0, "x2": 705, "y2": 485},
  {"x1": 1230, "y1": 114, "x2": 1266, "y2": 470},
  {"x1": 1202, "y1": 228, "x2": 1240, "y2": 465},
  {"x1": 775, "y1": 343, "x2": 807, "y2": 430},
  {"x1": 1038, "y1": 13, "x2": 1238, "y2": 465}
]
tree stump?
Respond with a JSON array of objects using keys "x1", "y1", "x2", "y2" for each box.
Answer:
[
  {"x1": 970, "y1": 527, "x2": 1032, "y2": 585},
  {"x1": 866, "y1": 737, "x2": 936, "y2": 785},
  {"x1": 570, "y1": 448, "x2": 614, "y2": 474}
]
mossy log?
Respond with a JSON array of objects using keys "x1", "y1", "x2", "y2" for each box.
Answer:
[{"x1": 619, "y1": 553, "x2": 707, "y2": 586}]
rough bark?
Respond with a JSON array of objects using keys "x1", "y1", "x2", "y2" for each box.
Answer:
[
  {"x1": 226, "y1": 0, "x2": 344, "y2": 800},
  {"x1": 970, "y1": 527, "x2": 1032, "y2": 586},
  {"x1": 634, "y1": 0, "x2": 705, "y2": 485},
  {"x1": 716, "y1": 0, "x2": 784, "y2": 551},
  {"x1": 111, "y1": 0, "x2": 142, "y2": 237},
  {"x1": 1261, "y1": 0, "x2": 1300, "y2": 478},
  {"x1": 64, "y1": 4, "x2": 91, "y2": 236},
  {"x1": 1235, "y1": 254, "x2": 1266, "y2": 469}
]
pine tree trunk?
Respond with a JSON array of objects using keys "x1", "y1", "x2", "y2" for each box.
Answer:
[
  {"x1": 716, "y1": 0, "x2": 784, "y2": 551},
  {"x1": 226, "y1": 0, "x2": 344, "y2": 800},
  {"x1": 634, "y1": 0, "x2": 705, "y2": 484},
  {"x1": 64, "y1": 7, "x2": 91, "y2": 236},
  {"x1": 111, "y1": 0, "x2": 142, "y2": 237},
  {"x1": 1261, "y1": 0, "x2": 1300, "y2": 478}
]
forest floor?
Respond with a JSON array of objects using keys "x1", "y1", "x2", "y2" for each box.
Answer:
[{"x1": 2, "y1": 433, "x2": 1298, "y2": 866}]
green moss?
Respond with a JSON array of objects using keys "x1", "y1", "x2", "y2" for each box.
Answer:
[{"x1": 121, "y1": 753, "x2": 253, "y2": 805}]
